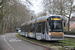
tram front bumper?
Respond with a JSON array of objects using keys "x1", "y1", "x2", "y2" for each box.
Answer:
[{"x1": 50, "y1": 36, "x2": 64, "y2": 40}]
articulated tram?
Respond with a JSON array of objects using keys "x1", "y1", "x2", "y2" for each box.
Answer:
[{"x1": 20, "y1": 15, "x2": 64, "y2": 41}]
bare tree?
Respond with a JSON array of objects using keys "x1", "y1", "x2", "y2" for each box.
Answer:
[
  {"x1": 3, "y1": 0, "x2": 31, "y2": 32},
  {"x1": 0, "y1": 0, "x2": 4, "y2": 33}
]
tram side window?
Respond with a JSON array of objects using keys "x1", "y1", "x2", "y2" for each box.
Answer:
[
  {"x1": 27, "y1": 25, "x2": 28, "y2": 32},
  {"x1": 29, "y1": 24, "x2": 32, "y2": 32},
  {"x1": 25, "y1": 25, "x2": 26, "y2": 32},
  {"x1": 26, "y1": 25, "x2": 28, "y2": 32},
  {"x1": 29, "y1": 25, "x2": 30, "y2": 32},
  {"x1": 23, "y1": 26, "x2": 24, "y2": 32},
  {"x1": 22, "y1": 26, "x2": 23, "y2": 32},
  {"x1": 36, "y1": 23, "x2": 41, "y2": 33},
  {"x1": 41, "y1": 22, "x2": 45, "y2": 33},
  {"x1": 28, "y1": 25, "x2": 29, "y2": 32},
  {"x1": 24, "y1": 26, "x2": 25, "y2": 32},
  {"x1": 25, "y1": 25, "x2": 28, "y2": 32},
  {"x1": 22, "y1": 27, "x2": 23, "y2": 32},
  {"x1": 32, "y1": 24, "x2": 35, "y2": 32},
  {"x1": 25, "y1": 26, "x2": 26, "y2": 32},
  {"x1": 45, "y1": 22, "x2": 48, "y2": 33}
]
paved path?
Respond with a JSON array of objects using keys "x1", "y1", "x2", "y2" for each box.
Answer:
[
  {"x1": 0, "y1": 33, "x2": 45, "y2": 50},
  {"x1": 64, "y1": 35, "x2": 75, "y2": 38}
]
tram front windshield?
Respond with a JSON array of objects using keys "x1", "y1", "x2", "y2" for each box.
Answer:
[{"x1": 48, "y1": 18, "x2": 63, "y2": 32}]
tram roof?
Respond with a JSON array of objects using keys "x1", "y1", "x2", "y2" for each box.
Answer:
[
  {"x1": 21, "y1": 22, "x2": 27, "y2": 26},
  {"x1": 36, "y1": 15, "x2": 62, "y2": 21},
  {"x1": 21, "y1": 15, "x2": 62, "y2": 26},
  {"x1": 27, "y1": 19, "x2": 36, "y2": 24}
]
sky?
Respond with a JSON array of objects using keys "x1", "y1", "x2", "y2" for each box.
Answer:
[
  {"x1": 19, "y1": 0, "x2": 44, "y2": 15},
  {"x1": 0, "y1": 0, "x2": 2, "y2": 2}
]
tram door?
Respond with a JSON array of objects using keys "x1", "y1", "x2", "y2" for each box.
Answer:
[
  {"x1": 41, "y1": 22, "x2": 46, "y2": 39},
  {"x1": 36, "y1": 22, "x2": 42, "y2": 40}
]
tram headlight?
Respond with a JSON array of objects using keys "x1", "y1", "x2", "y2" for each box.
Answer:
[{"x1": 49, "y1": 33, "x2": 51, "y2": 36}]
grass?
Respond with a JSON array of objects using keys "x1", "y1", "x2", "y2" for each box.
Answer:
[
  {"x1": 58, "y1": 38, "x2": 75, "y2": 46},
  {"x1": 16, "y1": 33, "x2": 75, "y2": 50}
]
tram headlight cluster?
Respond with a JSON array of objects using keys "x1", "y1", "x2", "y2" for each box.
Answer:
[{"x1": 49, "y1": 33, "x2": 51, "y2": 36}]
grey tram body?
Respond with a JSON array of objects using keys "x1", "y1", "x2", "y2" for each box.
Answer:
[{"x1": 20, "y1": 15, "x2": 64, "y2": 41}]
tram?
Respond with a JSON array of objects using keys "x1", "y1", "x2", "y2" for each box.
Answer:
[{"x1": 20, "y1": 15, "x2": 64, "y2": 41}]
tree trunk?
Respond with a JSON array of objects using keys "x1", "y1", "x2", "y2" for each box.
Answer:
[
  {"x1": 68, "y1": 17, "x2": 70, "y2": 31},
  {"x1": 67, "y1": 0, "x2": 73, "y2": 31},
  {"x1": 0, "y1": 18, "x2": 4, "y2": 34}
]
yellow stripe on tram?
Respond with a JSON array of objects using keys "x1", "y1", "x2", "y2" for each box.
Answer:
[{"x1": 51, "y1": 18, "x2": 61, "y2": 20}]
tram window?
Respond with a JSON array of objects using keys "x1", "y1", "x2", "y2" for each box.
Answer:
[
  {"x1": 28, "y1": 25, "x2": 30, "y2": 32},
  {"x1": 23, "y1": 26, "x2": 24, "y2": 30},
  {"x1": 22, "y1": 27, "x2": 23, "y2": 32},
  {"x1": 25, "y1": 25, "x2": 27, "y2": 32},
  {"x1": 29, "y1": 24, "x2": 32, "y2": 32},
  {"x1": 27, "y1": 25, "x2": 28, "y2": 32},
  {"x1": 32, "y1": 24, "x2": 35, "y2": 32},
  {"x1": 21, "y1": 27, "x2": 22, "y2": 31},
  {"x1": 41, "y1": 22, "x2": 45, "y2": 33},
  {"x1": 36, "y1": 23, "x2": 41, "y2": 33},
  {"x1": 26, "y1": 25, "x2": 27, "y2": 32},
  {"x1": 24, "y1": 26, "x2": 25, "y2": 32},
  {"x1": 45, "y1": 22, "x2": 48, "y2": 33},
  {"x1": 22, "y1": 26, "x2": 23, "y2": 32},
  {"x1": 31, "y1": 24, "x2": 32, "y2": 32},
  {"x1": 23, "y1": 26, "x2": 25, "y2": 32},
  {"x1": 27, "y1": 25, "x2": 29, "y2": 32},
  {"x1": 25, "y1": 26, "x2": 27, "y2": 32}
]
